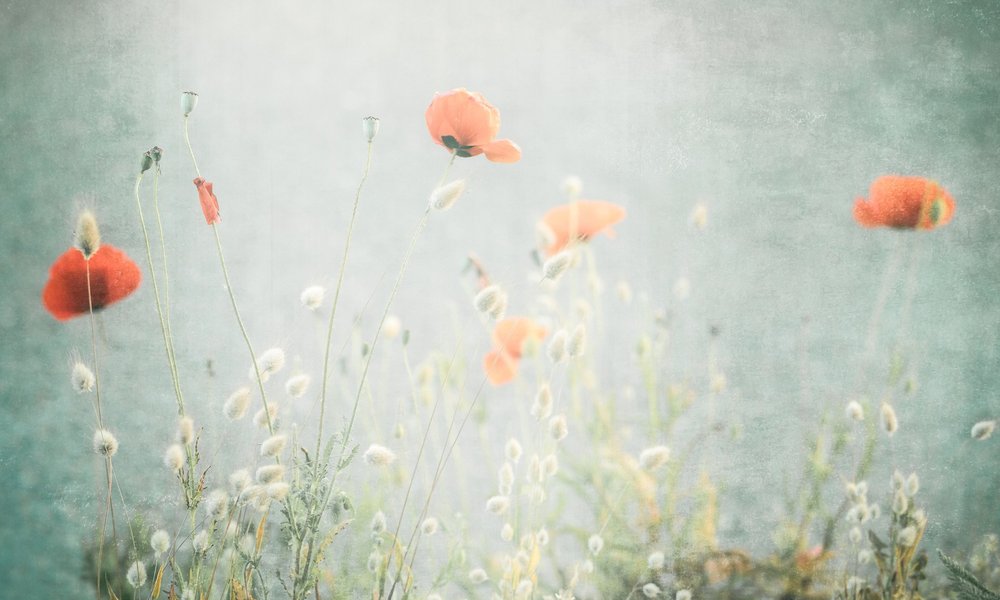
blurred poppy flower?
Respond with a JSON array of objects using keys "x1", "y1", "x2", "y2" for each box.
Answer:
[
  {"x1": 42, "y1": 245, "x2": 141, "y2": 321},
  {"x1": 853, "y1": 175, "x2": 954, "y2": 230},
  {"x1": 425, "y1": 88, "x2": 521, "y2": 163},
  {"x1": 483, "y1": 317, "x2": 548, "y2": 385},
  {"x1": 194, "y1": 177, "x2": 220, "y2": 224},
  {"x1": 538, "y1": 200, "x2": 626, "y2": 256}
]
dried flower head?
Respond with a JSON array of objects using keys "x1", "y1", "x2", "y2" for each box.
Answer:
[
  {"x1": 469, "y1": 567, "x2": 489, "y2": 584},
  {"x1": 181, "y1": 91, "x2": 198, "y2": 116},
  {"x1": 638, "y1": 445, "x2": 671, "y2": 470},
  {"x1": 253, "y1": 403, "x2": 279, "y2": 429},
  {"x1": 126, "y1": 560, "x2": 146, "y2": 588},
  {"x1": 429, "y1": 179, "x2": 467, "y2": 211},
  {"x1": 845, "y1": 400, "x2": 864, "y2": 421},
  {"x1": 642, "y1": 583, "x2": 661, "y2": 598},
  {"x1": 675, "y1": 590, "x2": 692, "y2": 600},
  {"x1": 250, "y1": 348, "x2": 286, "y2": 382},
  {"x1": 92, "y1": 428, "x2": 119, "y2": 457},
  {"x1": 260, "y1": 434, "x2": 287, "y2": 457},
  {"x1": 363, "y1": 443, "x2": 397, "y2": 467},
  {"x1": 255, "y1": 464, "x2": 285, "y2": 484},
  {"x1": 547, "y1": 330, "x2": 568, "y2": 363},
  {"x1": 897, "y1": 525, "x2": 917, "y2": 548},
  {"x1": 150, "y1": 529, "x2": 170, "y2": 557},
  {"x1": 541, "y1": 454, "x2": 559, "y2": 478},
  {"x1": 362, "y1": 116, "x2": 380, "y2": 142},
  {"x1": 880, "y1": 402, "x2": 898, "y2": 436},
  {"x1": 505, "y1": 438, "x2": 523, "y2": 463},
  {"x1": 177, "y1": 416, "x2": 195, "y2": 445},
  {"x1": 543, "y1": 250, "x2": 574, "y2": 281},
  {"x1": 892, "y1": 489, "x2": 909, "y2": 515},
  {"x1": 75, "y1": 210, "x2": 101, "y2": 260},
  {"x1": 648, "y1": 551, "x2": 665, "y2": 570},
  {"x1": 421, "y1": 517, "x2": 439, "y2": 536},
  {"x1": 164, "y1": 444, "x2": 184, "y2": 471},
  {"x1": 71, "y1": 362, "x2": 95, "y2": 393},
  {"x1": 284, "y1": 374, "x2": 310, "y2": 398},
  {"x1": 905, "y1": 472, "x2": 920, "y2": 496},
  {"x1": 300, "y1": 285, "x2": 325, "y2": 310},
  {"x1": 475, "y1": 285, "x2": 503, "y2": 314},
  {"x1": 499, "y1": 463, "x2": 515, "y2": 495},
  {"x1": 531, "y1": 384, "x2": 554, "y2": 420},
  {"x1": 229, "y1": 469, "x2": 252, "y2": 496},
  {"x1": 204, "y1": 489, "x2": 229, "y2": 521},
  {"x1": 193, "y1": 530, "x2": 209, "y2": 553},
  {"x1": 224, "y1": 387, "x2": 251, "y2": 420},
  {"x1": 588, "y1": 533, "x2": 604, "y2": 555},
  {"x1": 486, "y1": 495, "x2": 510, "y2": 515},
  {"x1": 370, "y1": 510, "x2": 387, "y2": 534},
  {"x1": 267, "y1": 482, "x2": 289, "y2": 500},
  {"x1": 548, "y1": 414, "x2": 568, "y2": 442},
  {"x1": 567, "y1": 324, "x2": 586, "y2": 358},
  {"x1": 971, "y1": 419, "x2": 996, "y2": 440}
]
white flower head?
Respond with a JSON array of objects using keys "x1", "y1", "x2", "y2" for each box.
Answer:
[
  {"x1": 531, "y1": 384, "x2": 554, "y2": 421},
  {"x1": 150, "y1": 530, "x2": 170, "y2": 557},
  {"x1": 588, "y1": 533, "x2": 604, "y2": 556},
  {"x1": 543, "y1": 250, "x2": 574, "y2": 281},
  {"x1": 474, "y1": 285, "x2": 503, "y2": 314},
  {"x1": 897, "y1": 525, "x2": 917, "y2": 548},
  {"x1": 229, "y1": 469, "x2": 252, "y2": 496},
  {"x1": 429, "y1": 179, "x2": 466, "y2": 211},
  {"x1": 469, "y1": 567, "x2": 489, "y2": 584},
  {"x1": 880, "y1": 402, "x2": 898, "y2": 436},
  {"x1": 675, "y1": 590, "x2": 692, "y2": 600},
  {"x1": 250, "y1": 348, "x2": 286, "y2": 382},
  {"x1": 486, "y1": 495, "x2": 510, "y2": 516},
  {"x1": 204, "y1": 489, "x2": 229, "y2": 521},
  {"x1": 421, "y1": 517, "x2": 439, "y2": 536},
  {"x1": 71, "y1": 362, "x2": 95, "y2": 393},
  {"x1": 638, "y1": 445, "x2": 671, "y2": 470},
  {"x1": 845, "y1": 400, "x2": 864, "y2": 421},
  {"x1": 284, "y1": 374, "x2": 310, "y2": 398},
  {"x1": 371, "y1": 510, "x2": 387, "y2": 534},
  {"x1": 177, "y1": 416, "x2": 195, "y2": 445},
  {"x1": 642, "y1": 582, "x2": 661, "y2": 598},
  {"x1": 972, "y1": 419, "x2": 996, "y2": 440},
  {"x1": 505, "y1": 438, "x2": 523, "y2": 463},
  {"x1": 382, "y1": 314, "x2": 402, "y2": 339},
  {"x1": 548, "y1": 414, "x2": 568, "y2": 442},
  {"x1": 501, "y1": 522, "x2": 514, "y2": 541},
  {"x1": 253, "y1": 403, "x2": 279, "y2": 430},
  {"x1": 300, "y1": 285, "x2": 325, "y2": 310},
  {"x1": 193, "y1": 529, "x2": 209, "y2": 553},
  {"x1": 92, "y1": 428, "x2": 119, "y2": 457},
  {"x1": 689, "y1": 202, "x2": 708, "y2": 230},
  {"x1": 567, "y1": 324, "x2": 586, "y2": 358},
  {"x1": 224, "y1": 387, "x2": 251, "y2": 420},
  {"x1": 126, "y1": 560, "x2": 147, "y2": 588},
  {"x1": 255, "y1": 464, "x2": 286, "y2": 484},
  {"x1": 260, "y1": 434, "x2": 288, "y2": 458},
  {"x1": 648, "y1": 550, "x2": 665, "y2": 570},
  {"x1": 547, "y1": 330, "x2": 568, "y2": 363},
  {"x1": 164, "y1": 444, "x2": 184, "y2": 471},
  {"x1": 363, "y1": 443, "x2": 397, "y2": 467}
]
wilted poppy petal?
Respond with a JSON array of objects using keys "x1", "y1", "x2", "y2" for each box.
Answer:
[
  {"x1": 194, "y1": 177, "x2": 220, "y2": 224},
  {"x1": 484, "y1": 349, "x2": 518, "y2": 385},
  {"x1": 541, "y1": 200, "x2": 627, "y2": 255},
  {"x1": 492, "y1": 317, "x2": 548, "y2": 359},
  {"x1": 482, "y1": 139, "x2": 521, "y2": 163},
  {"x1": 42, "y1": 245, "x2": 142, "y2": 321}
]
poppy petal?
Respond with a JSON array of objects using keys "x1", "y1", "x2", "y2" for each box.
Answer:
[
  {"x1": 492, "y1": 317, "x2": 548, "y2": 359},
  {"x1": 541, "y1": 200, "x2": 627, "y2": 255},
  {"x1": 482, "y1": 139, "x2": 521, "y2": 163},
  {"x1": 42, "y1": 245, "x2": 142, "y2": 321},
  {"x1": 484, "y1": 349, "x2": 518, "y2": 385}
]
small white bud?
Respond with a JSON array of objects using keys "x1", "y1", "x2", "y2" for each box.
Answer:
[
  {"x1": 71, "y1": 362, "x2": 95, "y2": 393},
  {"x1": 421, "y1": 517, "x2": 439, "y2": 536},
  {"x1": 177, "y1": 416, "x2": 195, "y2": 445},
  {"x1": 505, "y1": 438, "x2": 523, "y2": 463},
  {"x1": 181, "y1": 91, "x2": 198, "y2": 117},
  {"x1": 638, "y1": 446, "x2": 671, "y2": 470},
  {"x1": 260, "y1": 434, "x2": 288, "y2": 457},
  {"x1": 362, "y1": 116, "x2": 380, "y2": 142},
  {"x1": 892, "y1": 469, "x2": 906, "y2": 491},
  {"x1": 880, "y1": 402, "x2": 898, "y2": 436},
  {"x1": 429, "y1": 179, "x2": 466, "y2": 211},
  {"x1": 845, "y1": 400, "x2": 865, "y2": 421},
  {"x1": 255, "y1": 464, "x2": 285, "y2": 484},
  {"x1": 150, "y1": 530, "x2": 170, "y2": 557},
  {"x1": 541, "y1": 454, "x2": 559, "y2": 478},
  {"x1": 475, "y1": 285, "x2": 503, "y2": 314},
  {"x1": 204, "y1": 489, "x2": 229, "y2": 521},
  {"x1": 300, "y1": 285, "x2": 325, "y2": 310},
  {"x1": 382, "y1": 315, "x2": 402, "y2": 339},
  {"x1": 363, "y1": 444, "x2": 397, "y2": 467},
  {"x1": 543, "y1": 251, "x2": 574, "y2": 281},
  {"x1": 486, "y1": 495, "x2": 510, "y2": 515},
  {"x1": 971, "y1": 419, "x2": 996, "y2": 440},
  {"x1": 567, "y1": 324, "x2": 586, "y2": 358},
  {"x1": 588, "y1": 533, "x2": 604, "y2": 556},
  {"x1": 284, "y1": 374, "x2": 310, "y2": 398},
  {"x1": 224, "y1": 387, "x2": 251, "y2": 420},
  {"x1": 642, "y1": 583, "x2": 661, "y2": 598},
  {"x1": 126, "y1": 560, "x2": 147, "y2": 588},
  {"x1": 548, "y1": 415, "x2": 568, "y2": 442},
  {"x1": 501, "y1": 522, "x2": 514, "y2": 541},
  {"x1": 267, "y1": 482, "x2": 289, "y2": 500},
  {"x1": 250, "y1": 348, "x2": 286, "y2": 382},
  {"x1": 164, "y1": 444, "x2": 184, "y2": 471},
  {"x1": 892, "y1": 489, "x2": 908, "y2": 515},
  {"x1": 92, "y1": 428, "x2": 119, "y2": 457},
  {"x1": 488, "y1": 291, "x2": 508, "y2": 320},
  {"x1": 647, "y1": 551, "x2": 665, "y2": 570}
]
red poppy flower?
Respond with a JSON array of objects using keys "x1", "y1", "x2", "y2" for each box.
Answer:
[
  {"x1": 42, "y1": 245, "x2": 142, "y2": 321},
  {"x1": 194, "y1": 177, "x2": 220, "y2": 224},
  {"x1": 483, "y1": 317, "x2": 548, "y2": 385},
  {"x1": 853, "y1": 175, "x2": 954, "y2": 230},
  {"x1": 425, "y1": 88, "x2": 521, "y2": 163},
  {"x1": 538, "y1": 200, "x2": 626, "y2": 256}
]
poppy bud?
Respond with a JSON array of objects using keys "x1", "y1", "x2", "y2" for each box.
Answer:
[
  {"x1": 363, "y1": 116, "x2": 380, "y2": 142},
  {"x1": 150, "y1": 146, "x2": 163, "y2": 165},
  {"x1": 429, "y1": 179, "x2": 466, "y2": 211},
  {"x1": 182, "y1": 91, "x2": 199, "y2": 117},
  {"x1": 75, "y1": 210, "x2": 101, "y2": 260},
  {"x1": 140, "y1": 151, "x2": 154, "y2": 173}
]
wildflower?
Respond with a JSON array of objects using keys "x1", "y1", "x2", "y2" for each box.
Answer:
[
  {"x1": 853, "y1": 176, "x2": 954, "y2": 230},
  {"x1": 150, "y1": 530, "x2": 170, "y2": 557},
  {"x1": 897, "y1": 525, "x2": 917, "y2": 548},
  {"x1": 371, "y1": 510, "x2": 387, "y2": 534},
  {"x1": 425, "y1": 88, "x2": 521, "y2": 162},
  {"x1": 74, "y1": 210, "x2": 101, "y2": 259},
  {"x1": 505, "y1": 438, "x2": 523, "y2": 463},
  {"x1": 300, "y1": 285, "x2": 325, "y2": 310},
  {"x1": 126, "y1": 560, "x2": 147, "y2": 588},
  {"x1": 905, "y1": 472, "x2": 920, "y2": 496},
  {"x1": 421, "y1": 517, "x2": 439, "y2": 536},
  {"x1": 42, "y1": 244, "x2": 142, "y2": 321},
  {"x1": 642, "y1": 583, "x2": 661, "y2": 598},
  {"x1": 548, "y1": 414, "x2": 568, "y2": 442},
  {"x1": 192, "y1": 177, "x2": 220, "y2": 224},
  {"x1": 363, "y1": 443, "x2": 397, "y2": 467},
  {"x1": 429, "y1": 179, "x2": 467, "y2": 211},
  {"x1": 616, "y1": 281, "x2": 633, "y2": 305},
  {"x1": 284, "y1": 374, "x2": 310, "y2": 398},
  {"x1": 474, "y1": 285, "x2": 503, "y2": 314},
  {"x1": 71, "y1": 362, "x2": 95, "y2": 393},
  {"x1": 880, "y1": 402, "x2": 898, "y2": 436},
  {"x1": 204, "y1": 489, "x2": 229, "y2": 521},
  {"x1": 250, "y1": 348, "x2": 285, "y2": 382},
  {"x1": 588, "y1": 534, "x2": 604, "y2": 556},
  {"x1": 675, "y1": 591, "x2": 692, "y2": 600},
  {"x1": 253, "y1": 403, "x2": 279, "y2": 429},
  {"x1": 92, "y1": 428, "x2": 118, "y2": 457},
  {"x1": 539, "y1": 200, "x2": 626, "y2": 255},
  {"x1": 224, "y1": 387, "x2": 251, "y2": 420},
  {"x1": 267, "y1": 482, "x2": 289, "y2": 500},
  {"x1": 469, "y1": 567, "x2": 489, "y2": 584},
  {"x1": 892, "y1": 489, "x2": 908, "y2": 515},
  {"x1": 486, "y1": 495, "x2": 510, "y2": 515},
  {"x1": 531, "y1": 384, "x2": 554, "y2": 420},
  {"x1": 845, "y1": 400, "x2": 864, "y2": 421},
  {"x1": 567, "y1": 324, "x2": 586, "y2": 358},
  {"x1": 971, "y1": 419, "x2": 996, "y2": 440},
  {"x1": 362, "y1": 116, "x2": 380, "y2": 142},
  {"x1": 648, "y1": 551, "x2": 665, "y2": 570},
  {"x1": 484, "y1": 317, "x2": 548, "y2": 385},
  {"x1": 177, "y1": 416, "x2": 194, "y2": 445},
  {"x1": 382, "y1": 314, "x2": 402, "y2": 338},
  {"x1": 193, "y1": 530, "x2": 209, "y2": 553},
  {"x1": 255, "y1": 464, "x2": 285, "y2": 484},
  {"x1": 164, "y1": 444, "x2": 184, "y2": 471},
  {"x1": 638, "y1": 446, "x2": 671, "y2": 470},
  {"x1": 181, "y1": 91, "x2": 198, "y2": 116},
  {"x1": 543, "y1": 250, "x2": 574, "y2": 281},
  {"x1": 260, "y1": 434, "x2": 287, "y2": 457},
  {"x1": 547, "y1": 330, "x2": 568, "y2": 364},
  {"x1": 501, "y1": 522, "x2": 514, "y2": 541},
  {"x1": 541, "y1": 454, "x2": 559, "y2": 478},
  {"x1": 229, "y1": 469, "x2": 252, "y2": 496}
]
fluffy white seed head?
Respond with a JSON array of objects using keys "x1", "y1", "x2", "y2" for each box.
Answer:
[
  {"x1": 429, "y1": 179, "x2": 466, "y2": 211},
  {"x1": 675, "y1": 590, "x2": 692, "y2": 600},
  {"x1": 505, "y1": 438, "x2": 523, "y2": 463},
  {"x1": 897, "y1": 525, "x2": 917, "y2": 548},
  {"x1": 260, "y1": 434, "x2": 288, "y2": 458},
  {"x1": 972, "y1": 419, "x2": 996, "y2": 440},
  {"x1": 382, "y1": 315, "x2": 402, "y2": 339},
  {"x1": 689, "y1": 202, "x2": 708, "y2": 230},
  {"x1": 849, "y1": 526, "x2": 862, "y2": 545},
  {"x1": 858, "y1": 549, "x2": 873, "y2": 564},
  {"x1": 905, "y1": 472, "x2": 920, "y2": 496},
  {"x1": 371, "y1": 510, "x2": 387, "y2": 534},
  {"x1": 367, "y1": 550, "x2": 380, "y2": 573},
  {"x1": 548, "y1": 415, "x2": 568, "y2": 442},
  {"x1": 543, "y1": 251, "x2": 574, "y2": 281},
  {"x1": 892, "y1": 469, "x2": 906, "y2": 491},
  {"x1": 639, "y1": 445, "x2": 671, "y2": 470},
  {"x1": 845, "y1": 400, "x2": 865, "y2": 421},
  {"x1": 92, "y1": 428, "x2": 118, "y2": 457},
  {"x1": 164, "y1": 444, "x2": 184, "y2": 471},
  {"x1": 75, "y1": 210, "x2": 101, "y2": 259},
  {"x1": 284, "y1": 374, "x2": 310, "y2": 398},
  {"x1": 892, "y1": 489, "x2": 908, "y2": 515},
  {"x1": 475, "y1": 285, "x2": 503, "y2": 314},
  {"x1": 588, "y1": 534, "x2": 604, "y2": 556},
  {"x1": 537, "y1": 528, "x2": 550, "y2": 546},
  {"x1": 177, "y1": 416, "x2": 195, "y2": 445},
  {"x1": 647, "y1": 551, "x2": 665, "y2": 570},
  {"x1": 499, "y1": 463, "x2": 515, "y2": 495},
  {"x1": 531, "y1": 384, "x2": 554, "y2": 420},
  {"x1": 267, "y1": 482, "x2": 289, "y2": 501},
  {"x1": 363, "y1": 444, "x2": 397, "y2": 467},
  {"x1": 561, "y1": 175, "x2": 583, "y2": 198},
  {"x1": 880, "y1": 402, "x2": 898, "y2": 436},
  {"x1": 642, "y1": 583, "x2": 661, "y2": 598},
  {"x1": 300, "y1": 285, "x2": 325, "y2": 310},
  {"x1": 229, "y1": 469, "x2": 252, "y2": 496},
  {"x1": 501, "y1": 522, "x2": 514, "y2": 541},
  {"x1": 193, "y1": 530, "x2": 209, "y2": 553},
  {"x1": 542, "y1": 454, "x2": 559, "y2": 479},
  {"x1": 421, "y1": 517, "x2": 439, "y2": 536},
  {"x1": 253, "y1": 403, "x2": 279, "y2": 430},
  {"x1": 547, "y1": 330, "x2": 568, "y2": 364},
  {"x1": 72, "y1": 362, "x2": 95, "y2": 393},
  {"x1": 486, "y1": 495, "x2": 510, "y2": 516},
  {"x1": 256, "y1": 464, "x2": 286, "y2": 484},
  {"x1": 567, "y1": 325, "x2": 586, "y2": 358},
  {"x1": 250, "y1": 348, "x2": 286, "y2": 382},
  {"x1": 488, "y1": 291, "x2": 508, "y2": 320},
  {"x1": 224, "y1": 387, "x2": 251, "y2": 420},
  {"x1": 125, "y1": 560, "x2": 146, "y2": 588},
  {"x1": 150, "y1": 530, "x2": 170, "y2": 557},
  {"x1": 204, "y1": 489, "x2": 229, "y2": 521},
  {"x1": 469, "y1": 567, "x2": 489, "y2": 584}
]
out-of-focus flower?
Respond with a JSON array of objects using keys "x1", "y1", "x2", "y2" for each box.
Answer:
[
  {"x1": 42, "y1": 245, "x2": 141, "y2": 321},
  {"x1": 425, "y1": 88, "x2": 521, "y2": 162},
  {"x1": 539, "y1": 200, "x2": 626, "y2": 256},
  {"x1": 853, "y1": 175, "x2": 954, "y2": 230}
]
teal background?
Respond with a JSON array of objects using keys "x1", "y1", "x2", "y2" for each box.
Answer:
[{"x1": 1, "y1": 0, "x2": 998, "y2": 596}]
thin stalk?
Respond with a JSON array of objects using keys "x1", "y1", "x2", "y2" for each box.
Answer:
[
  {"x1": 86, "y1": 260, "x2": 113, "y2": 598},
  {"x1": 151, "y1": 167, "x2": 179, "y2": 370},
  {"x1": 184, "y1": 116, "x2": 201, "y2": 179}
]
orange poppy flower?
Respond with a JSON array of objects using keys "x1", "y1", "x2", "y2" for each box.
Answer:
[
  {"x1": 853, "y1": 175, "x2": 954, "y2": 230},
  {"x1": 538, "y1": 200, "x2": 626, "y2": 256},
  {"x1": 42, "y1": 245, "x2": 142, "y2": 321},
  {"x1": 425, "y1": 88, "x2": 521, "y2": 163},
  {"x1": 484, "y1": 317, "x2": 548, "y2": 385},
  {"x1": 194, "y1": 177, "x2": 220, "y2": 224}
]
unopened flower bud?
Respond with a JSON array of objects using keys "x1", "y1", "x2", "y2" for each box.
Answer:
[
  {"x1": 182, "y1": 91, "x2": 198, "y2": 117},
  {"x1": 429, "y1": 179, "x2": 466, "y2": 211},
  {"x1": 362, "y1": 116, "x2": 380, "y2": 142}
]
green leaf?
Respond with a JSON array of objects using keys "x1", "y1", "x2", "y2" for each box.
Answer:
[{"x1": 938, "y1": 549, "x2": 1000, "y2": 600}]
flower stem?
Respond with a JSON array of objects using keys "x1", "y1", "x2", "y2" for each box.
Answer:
[{"x1": 184, "y1": 116, "x2": 201, "y2": 179}]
